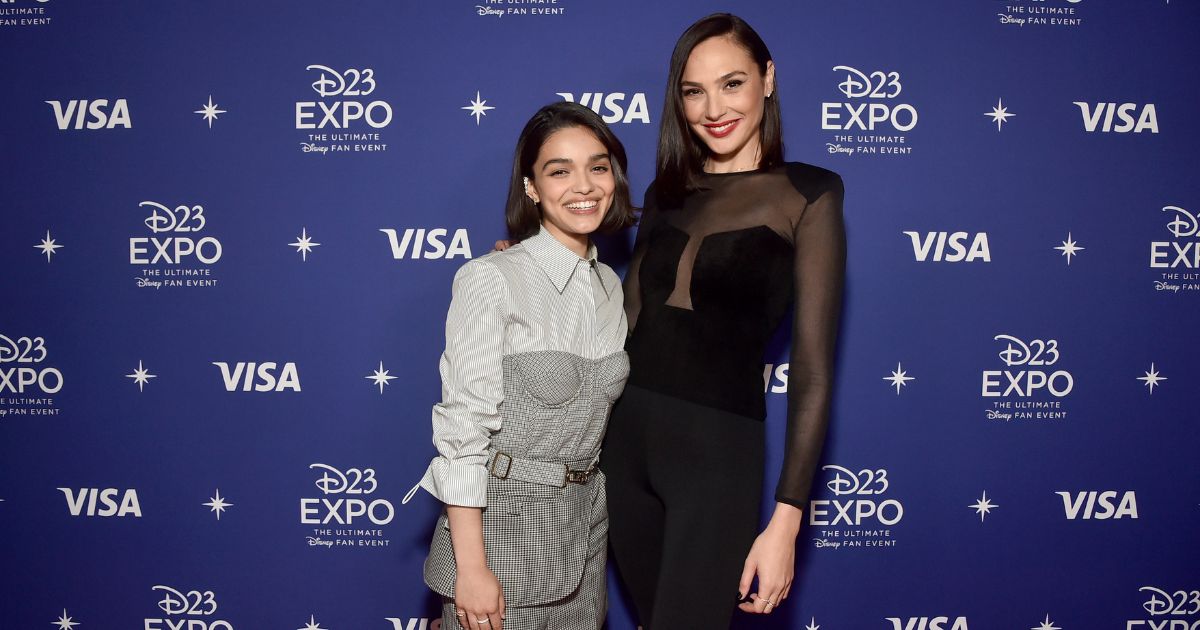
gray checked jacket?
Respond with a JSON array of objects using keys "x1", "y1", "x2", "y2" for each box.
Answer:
[{"x1": 417, "y1": 227, "x2": 629, "y2": 607}]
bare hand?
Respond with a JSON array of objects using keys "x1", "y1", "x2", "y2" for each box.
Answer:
[
  {"x1": 737, "y1": 520, "x2": 797, "y2": 614},
  {"x1": 454, "y1": 565, "x2": 505, "y2": 630},
  {"x1": 493, "y1": 240, "x2": 513, "y2": 252}
]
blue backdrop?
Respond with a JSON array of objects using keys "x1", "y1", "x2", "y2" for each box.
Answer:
[{"x1": 2, "y1": 1, "x2": 1198, "y2": 629}]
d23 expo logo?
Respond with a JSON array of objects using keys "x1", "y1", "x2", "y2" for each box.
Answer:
[
  {"x1": 130, "y1": 201, "x2": 222, "y2": 289},
  {"x1": 300, "y1": 463, "x2": 393, "y2": 549},
  {"x1": 145, "y1": 585, "x2": 234, "y2": 630},
  {"x1": 1151, "y1": 205, "x2": 1200, "y2": 293},
  {"x1": 1128, "y1": 586, "x2": 1200, "y2": 629},
  {"x1": 982, "y1": 334, "x2": 1073, "y2": 421},
  {"x1": 4, "y1": 0, "x2": 54, "y2": 30},
  {"x1": 821, "y1": 66, "x2": 917, "y2": 158},
  {"x1": 474, "y1": 0, "x2": 568, "y2": 19},
  {"x1": 0, "y1": 334, "x2": 62, "y2": 418},
  {"x1": 808, "y1": 465, "x2": 903, "y2": 550},
  {"x1": 996, "y1": 0, "x2": 1083, "y2": 29},
  {"x1": 296, "y1": 65, "x2": 391, "y2": 154}
]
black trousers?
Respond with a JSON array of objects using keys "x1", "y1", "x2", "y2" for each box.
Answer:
[{"x1": 600, "y1": 385, "x2": 764, "y2": 630}]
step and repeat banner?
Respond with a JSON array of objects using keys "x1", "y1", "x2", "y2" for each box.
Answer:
[{"x1": 2, "y1": 1, "x2": 1198, "y2": 629}]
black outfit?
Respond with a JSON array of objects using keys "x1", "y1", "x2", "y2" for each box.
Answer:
[{"x1": 601, "y1": 162, "x2": 845, "y2": 629}]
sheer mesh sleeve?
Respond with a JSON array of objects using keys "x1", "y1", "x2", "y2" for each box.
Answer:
[{"x1": 776, "y1": 174, "x2": 845, "y2": 508}]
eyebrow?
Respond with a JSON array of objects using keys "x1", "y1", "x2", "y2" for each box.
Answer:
[
  {"x1": 540, "y1": 153, "x2": 611, "y2": 170},
  {"x1": 681, "y1": 70, "x2": 749, "y2": 88}
]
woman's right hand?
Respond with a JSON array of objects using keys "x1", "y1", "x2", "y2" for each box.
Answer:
[
  {"x1": 493, "y1": 239, "x2": 513, "y2": 251},
  {"x1": 453, "y1": 564, "x2": 505, "y2": 630}
]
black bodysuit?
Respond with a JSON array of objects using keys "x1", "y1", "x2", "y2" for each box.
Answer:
[{"x1": 602, "y1": 162, "x2": 845, "y2": 629}]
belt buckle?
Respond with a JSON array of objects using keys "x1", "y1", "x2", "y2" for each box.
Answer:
[
  {"x1": 564, "y1": 464, "x2": 593, "y2": 485},
  {"x1": 490, "y1": 452, "x2": 513, "y2": 480}
]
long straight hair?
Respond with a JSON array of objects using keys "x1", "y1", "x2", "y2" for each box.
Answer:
[{"x1": 656, "y1": 13, "x2": 784, "y2": 207}]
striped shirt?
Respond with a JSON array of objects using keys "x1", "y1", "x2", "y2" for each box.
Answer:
[{"x1": 417, "y1": 226, "x2": 627, "y2": 507}]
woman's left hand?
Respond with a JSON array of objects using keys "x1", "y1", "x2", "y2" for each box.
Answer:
[{"x1": 737, "y1": 503, "x2": 802, "y2": 614}]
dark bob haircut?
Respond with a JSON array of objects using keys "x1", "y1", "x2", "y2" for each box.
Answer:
[
  {"x1": 506, "y1": 101, "x2": 636, "y2": 242},
  {"x1": 656, "y1": 13, "x2": 784, "y2": 207}
]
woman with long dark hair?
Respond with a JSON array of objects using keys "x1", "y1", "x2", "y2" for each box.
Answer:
[
  {"x1": 416, "y1": 101, "x2": 635, "y2": 630},
  {"x1": 600, "y1": 13, "x2": 845, "y2": 628}
]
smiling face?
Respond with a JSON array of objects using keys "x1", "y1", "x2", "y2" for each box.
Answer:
[
  {"x1": 525, "y1": 125, "x2": 615, "y2": 254},
  {"x1": 680, "y1": 35, "x2": 775, "y2": 171}
]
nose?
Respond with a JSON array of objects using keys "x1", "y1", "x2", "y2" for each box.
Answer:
[
  {"x1": 573, "y1": 170, "x2": 595, "y2": 194},
  {"x1": 704, "y1": 93, "x2": 724, "y2": 121}
]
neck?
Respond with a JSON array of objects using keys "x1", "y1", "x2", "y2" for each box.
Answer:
[{"x1": 542, "y1": 223, "x2": 590, "y2": 258}]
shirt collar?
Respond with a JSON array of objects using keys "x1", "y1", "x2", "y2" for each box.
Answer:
[{"x1": 523, "y1": 226, "x2": 608, "y2": 295}]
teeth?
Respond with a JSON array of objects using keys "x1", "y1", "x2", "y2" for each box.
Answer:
[
  {"x1": 565, "y1": 201, "x2": 598, "y2": 210},
  {"x1": 711, "y1": 121, "x2": 735, "y2": 132}
]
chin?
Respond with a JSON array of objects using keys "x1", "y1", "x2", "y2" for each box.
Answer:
[
  {"x1": 573, "y1": 220, "x2": 603, "y2": 235},
  {"x1": 696, "y1": 131, "x2": 745, "y2": 157}
]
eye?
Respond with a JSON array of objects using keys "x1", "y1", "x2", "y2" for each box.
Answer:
[
  {"x1": 591, "y1": 164, "x2": 610, "y2": 174},
  {"x1": 549, "y1": 169, "x2": 569, "y2": 177},
  {"x1": 682, "y1": 87, "x2": 702, "y2": 98},
  {"x1": 725, "y1": 79, "x2": 744, "y2": 90}
]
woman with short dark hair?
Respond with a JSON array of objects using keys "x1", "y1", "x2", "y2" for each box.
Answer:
[
  {"x1": 601, "y1": 13, "x2": 846, "y2": 628},
  {"x1": 416, "y1": 101, "x2": 635, "y2": 630}
]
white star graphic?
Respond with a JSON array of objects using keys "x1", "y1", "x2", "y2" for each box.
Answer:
[
  {"x1": 289, "y1": 227, "x2": 321, "y2": 261},
  {"x1": 806, "y1": 617, "x2": 821, "y2": 630},
  {"x1": 1054, "y1": 232, "x2": 1084, "y2": 265},
  {"x1": 35, "y1": 230, "x2": 64, "y2": 262},
  {"x1": 462, "y1": 91, "x2": 495, "y2": 125},
  {"x1": 1137, "y1": 363, "x2": 1167, "y2": 394},
  {"x1": 366, "y1": 361, "x2": 397, "y2": 394},
  {"x1": 125, "y1": 360, "x2": 157, "y2": 392},
  {"x1": 194, "y1": 95, "x2": 226, "y2": 128},
  {"x1": 298, "y1": 614, "x2": 326, "y2": 630},
  {"x1": 52, "y1": 609, "x2": 80, "y2": 630},
  {"x1": 1032, "y1": 614, "x2": 1061, "y2": 630},
  {"x1": 969, "y1": 491, "x2": 999, "y2": 522},
  {"x1": 203, "y1": 489, "x2": 233, "y2": 520},
  {"x1": 985, "y1": 97, "x2": 1015, "y2": 132},
  {"x1": 883, "y1": 362, "x2": 915, "y2": 395}
]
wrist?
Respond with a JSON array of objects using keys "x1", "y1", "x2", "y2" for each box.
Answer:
[
  {"x1": 767, "y1": 501, "x2": 804, "y2": 536},
  {"x1": 455, "y1": 556, "x2": 490, "y2": 574}
]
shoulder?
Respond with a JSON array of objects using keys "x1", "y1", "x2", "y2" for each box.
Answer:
[
  {"x1": 643, "y1": 179, "x2": 658, "y2": 199},
  {"x1": 640, "y1": 179, "x2": 659, "y2": 212},
  {"x1": 781, "y1": 162, "x2": 844, "y2": 202},
  {"x1": 451, "y1": 254, "x2": 509, "y2": 295},
  {"x1": 460, "y1": 245, "x2": 535, "y2": 274}
]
